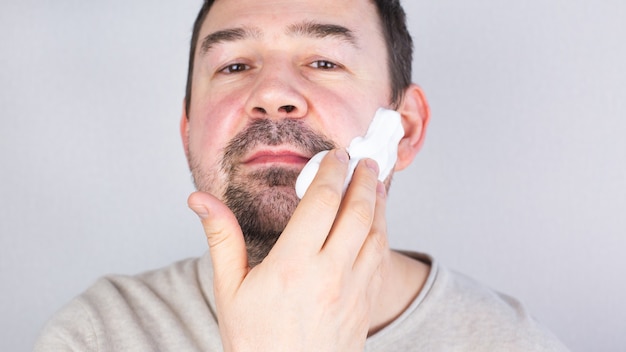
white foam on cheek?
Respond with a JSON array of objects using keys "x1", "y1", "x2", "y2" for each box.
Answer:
[{"x1": 295, "y1": 108, "x2": 404, "y2": 199}]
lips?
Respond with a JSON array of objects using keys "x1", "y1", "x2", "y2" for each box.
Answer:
[{"x1": 242, "y1": 148, "x2": 311, "y2": 166}]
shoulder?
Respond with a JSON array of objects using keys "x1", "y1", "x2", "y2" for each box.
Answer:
[
  {"x1": 431, "y1": 266, "x2": 567, "y2": 349},
  {"x1": 34, "y1": 254, "x2": 220, "y2": 351},
  {"x1": 34, "y1": 295, "x2": 99, "y2": 352},
  {"x1": 78, "y1": 254, "x2": 212, "y2": 315},
  {"x1": 367, "y1": 252, "x2": 570, "y2": 351}
]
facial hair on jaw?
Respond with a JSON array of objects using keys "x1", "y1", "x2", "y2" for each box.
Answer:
[{"x1": 191, "y1": 118, "x2": 335, "y2": 267}]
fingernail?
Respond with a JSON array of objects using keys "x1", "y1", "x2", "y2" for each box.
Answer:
[
  {"x1": 335, "y1": 149, "x2": 349, "y2": 163},
  {"x1": 365, "y1": 159, "x2": 379, "y2": 175},
  {"x1": 189, "y1": 204, "x2": 209, "y2": 219}
]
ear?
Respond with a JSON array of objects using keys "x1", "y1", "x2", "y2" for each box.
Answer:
[
  {"x1": 394, "y1": 84, "x2": 430, "y2": 171},
  {"x1": 180, "y1": 98, "x2": 190, "y2": 163}
]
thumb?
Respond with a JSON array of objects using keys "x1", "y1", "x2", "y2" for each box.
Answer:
[{"x1": 188, "y1": 191, "x2": 248, "y2": 294}]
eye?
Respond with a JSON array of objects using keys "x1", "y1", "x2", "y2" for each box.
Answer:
[
  {"x1": 219, "y1": 63, "x2": 250, "y2": 74},
  {"x1": 310, "y1": 60, "x2": 339, "y2": 70}
]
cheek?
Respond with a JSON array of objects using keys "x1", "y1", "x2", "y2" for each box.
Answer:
[
  {"x1": 188, "y1": 93, "x2": 245, "y2": 165},
  {"x1": 309, "y1": 87, "x2": 380, "y2": 146}
]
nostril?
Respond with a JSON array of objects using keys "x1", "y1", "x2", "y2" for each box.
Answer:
[
  {"x1": 280, "y1": 105, "x2": 295, "y2": 113},
  {"x1": 254, "y1": 107, "x2": 267, "y2": 114}
]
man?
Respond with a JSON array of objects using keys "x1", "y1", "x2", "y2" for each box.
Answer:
[{"x1": 36, "y1": 0, "x2": 569, "y2": 350}]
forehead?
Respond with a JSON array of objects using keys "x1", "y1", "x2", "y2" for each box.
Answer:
[{"x1": 202, "y1": 0, "x2": 381, "y2": 41}]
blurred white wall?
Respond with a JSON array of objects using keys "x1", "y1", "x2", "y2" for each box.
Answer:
[{"x1": 1, "y1": 1, "x2": 624, "y2": 351}]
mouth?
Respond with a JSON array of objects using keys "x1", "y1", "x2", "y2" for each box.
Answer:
[{"x1": 242, "y1": 148, "x2": 311, "y2": 167}]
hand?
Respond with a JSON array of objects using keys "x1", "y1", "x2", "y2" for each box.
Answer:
[{"x1": 188, "y1": 149, "x2": 389, "y2": 352}]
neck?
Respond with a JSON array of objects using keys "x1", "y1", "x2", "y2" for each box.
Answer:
[{"x1": 368, "y1": 250, "x2": 430, "y2": 336}]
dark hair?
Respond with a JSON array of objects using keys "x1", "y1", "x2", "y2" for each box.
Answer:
[{"x1": 184, "y1": 0, "x2": 413, "y2": 115}]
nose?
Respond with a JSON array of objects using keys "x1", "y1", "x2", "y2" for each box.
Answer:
[{"x1": 245, "y1": 63, "x2": 308, "y2": 120}]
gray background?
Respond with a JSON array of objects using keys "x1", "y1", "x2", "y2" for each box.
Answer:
[{"x1": 1, "y1": 1, "x2": 624, "y2": 351}]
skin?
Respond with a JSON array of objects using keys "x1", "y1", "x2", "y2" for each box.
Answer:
[{"x1": 181, "y1": 0, "x2": 431, "y2": 350}]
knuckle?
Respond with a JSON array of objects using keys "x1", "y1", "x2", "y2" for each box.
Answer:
[
  {"x1": 271, "y1": 259, "x2": 305, "y2": 289},
  {"x1": 323, "y1": 254, "x2": 347, "y2": 278},
  {"x1": 370, "y1": 229, "x2": 389, "y2": 252},
  {"x1": 205, "y1": 226, "x2": 229, "y2": 248},
  {"x1": 348, "y1": 199, "x2": 374, "y2": 227},
  {"x1": 318, "y1": 284, "x2": 342, "y2": 307},
  {"x1": 312, "y1": 183, "x2": 342, "y2": 209}
]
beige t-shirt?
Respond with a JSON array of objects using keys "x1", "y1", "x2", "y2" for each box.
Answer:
[{"x1": 35, "y1": 252, "x2": 569, "y2": 351}]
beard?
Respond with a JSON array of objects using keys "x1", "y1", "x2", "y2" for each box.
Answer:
[{"x1": 190, "y1": 118, "x2": 335, "y2": 267}]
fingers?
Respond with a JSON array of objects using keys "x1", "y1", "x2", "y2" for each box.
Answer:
[
  {"x1": 275, "y1": 149, "x2": 350, "y2": 257},
  {"x1": 353, "y1": 181, "x2": 388, "y2": 279},
  {"x1": 188, "y1": 191, "x2": 248, "y2": 295},
  {"x1": 323, "y1": 159, "x2": 381, "y2": 266}
]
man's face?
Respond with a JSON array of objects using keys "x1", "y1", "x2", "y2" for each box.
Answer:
[{"x1": 183, "y1": 0, "x2": 394, "y2": 264}]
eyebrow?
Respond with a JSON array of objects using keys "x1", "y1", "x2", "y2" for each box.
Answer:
[
  {"x1": 199, "y1": 27, "x2": 261, "y2": 56},
  {"x1": 287, "y1": 21, "x2": 358, "y2": 47},
  {"x1": 199, "y1": 21, "x2": 357, "y2": 57}
]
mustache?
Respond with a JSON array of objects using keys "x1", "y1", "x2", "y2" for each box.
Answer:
[{"x1": 221, "y1": 119, "x2": 336, "y2": 173}]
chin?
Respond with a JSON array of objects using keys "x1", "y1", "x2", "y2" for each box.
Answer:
[
  {"x1": 224, "y1": 167, "x2": 301, "y2": 234},
  {"x1": 257, "y1": 186, "x2": 299, "y2": 230}
]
